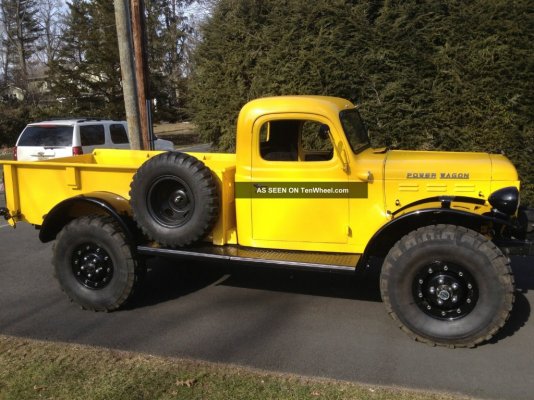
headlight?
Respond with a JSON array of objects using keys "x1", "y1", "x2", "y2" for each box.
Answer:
[{"x1": 489, "y1": 187, "x2": 519, "y2": 215}]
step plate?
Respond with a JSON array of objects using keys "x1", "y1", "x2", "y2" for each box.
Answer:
[{"x1": 137, "y1": 244, "x2": 360, "y2": 273}]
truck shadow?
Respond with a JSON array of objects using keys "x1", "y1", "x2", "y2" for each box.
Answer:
[
  {"x1": 130, "y1": 256, "x2": 382, "y2": 309},
  {"x1": 218, "y1": 264, "x2": 382, "y2": 302},
  {"x1": 127, "y1": 257, "x2": 227, "y2": 309},
  {"x1": 490, "y1": 256, "x2": 534, "y2": 344},
  {"x1": 129, "y1": 255, "x2": 532, "y2": 344}
]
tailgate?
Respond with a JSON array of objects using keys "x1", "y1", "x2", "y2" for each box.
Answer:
[{"x1": 17, "y1": 146, "x2": 72, "y2": 161}]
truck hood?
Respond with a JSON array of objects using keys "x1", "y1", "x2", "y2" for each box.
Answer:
[
  {"x1": 382, "y1": 150, "x2": 519, "y2": 215},
  {"x1": 385, "y1": 150, "x2": 494, "y2": 181}
]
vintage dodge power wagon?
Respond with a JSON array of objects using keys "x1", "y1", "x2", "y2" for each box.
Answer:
[{"x1": 1, "y1": 96, "x2": 532, "y2": 347}]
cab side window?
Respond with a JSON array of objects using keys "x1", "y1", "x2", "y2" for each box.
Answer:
[
  {"x1": 259, "y1": 119, "x2": 333, "y2": 162},
  {"x1": 80, "y1": 125, "x2": 105, "y2": 146}
]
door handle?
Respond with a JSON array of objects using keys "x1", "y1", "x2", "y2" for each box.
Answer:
[{"x1": 356, "y1": 171, "x2": 372, "y2": 182}]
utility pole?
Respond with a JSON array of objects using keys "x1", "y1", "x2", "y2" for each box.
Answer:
[
  {"x1": 130, "y1": 0, "x2": 152, "y2": 150},
  {"x1": 114, "y1": 0, "x2": 142, "y2": 150}
]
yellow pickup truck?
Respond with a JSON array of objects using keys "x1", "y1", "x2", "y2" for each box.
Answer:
[{"x1": 1, "y1": 96, "x2": 532, "y2": 347}]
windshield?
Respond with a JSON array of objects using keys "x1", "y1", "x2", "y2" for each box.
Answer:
[
  {"x1": 18, "y1": 125, "x2": 73, "y2": 146},
  {"x1": 339, "y1": 109, "x2": 369, "y2": 153}
]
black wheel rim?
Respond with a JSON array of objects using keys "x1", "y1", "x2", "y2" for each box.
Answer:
[
  {"x1": 147, "y1": 175, "x2": 194, "y2": 228},
  {"x1": 72, "y1": 243, "x2": 114, "y2": 290},
  {"x1": 412, "y1": 260, "x2": 478, "y2": 320}
]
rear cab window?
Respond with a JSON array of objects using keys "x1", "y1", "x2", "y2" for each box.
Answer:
[{"x1": 17, "y1": 125, "x2": 73, "y2": 146}]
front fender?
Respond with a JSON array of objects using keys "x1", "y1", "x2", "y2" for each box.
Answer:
[
  {"x1": 39, "y1": 192, "x2": 137, "y2": 244},
  {"x1": 361, "y1": 208, "x2": 517, "y2": 263}
]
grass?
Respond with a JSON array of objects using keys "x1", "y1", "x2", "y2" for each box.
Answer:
[
  {"x1": 0, "y1": 335, "x2": 474, "y2": 400},
  {"x1": 153, "y1": 122, "x2": 197, "y2": 136},
  {"x1": 153, "y1": 122, "x2": 200, "y2": 145}
]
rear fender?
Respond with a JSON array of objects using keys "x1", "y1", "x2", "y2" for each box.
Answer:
[{"x1": 39, "y1": 192, "x2": 138, "y2": 244}]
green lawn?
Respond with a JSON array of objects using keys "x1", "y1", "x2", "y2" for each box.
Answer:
[{"x1": 0, "y1": 335, "x2": 473, "y2": 400}]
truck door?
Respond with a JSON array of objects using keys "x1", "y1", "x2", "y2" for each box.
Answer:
[{"x1": 250, "y1": 115, "x2": 349, "y2": 247}]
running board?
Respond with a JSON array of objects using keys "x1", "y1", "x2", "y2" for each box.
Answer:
[{"x1": 137, "y1": 244, "x2": 359, "y2": 273}]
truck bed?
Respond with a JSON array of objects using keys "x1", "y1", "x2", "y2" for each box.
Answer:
[{"x1": 0, "y1": 149, "x2": 237, "y2": 244}]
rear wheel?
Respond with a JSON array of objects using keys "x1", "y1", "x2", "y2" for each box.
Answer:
[
  {"x1": 380, "y1": 224, "x2": 514, "y2": 347},
  {"x1": 53, "y1": 216, "x2": 139, "y2": 311}
]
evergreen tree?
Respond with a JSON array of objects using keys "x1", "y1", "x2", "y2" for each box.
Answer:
[
  {"x1": 0, "y1": 0, "x2": 42, "y2": 89},
  {"x1": 48, "y1": 0, "x2": 194, "y2": 120},
  {"x1": 145, "y1": 0, "x2": 193, "y2": 121},
  {"x1": 48, "y1": 0, "x2": 124, "y2": 118},
  {"x1": 190, "y1": 0, "x2": 372, "y2": 150},
  {"x1": 190, "y1": 0, "x2": 534, "y2": 202}
]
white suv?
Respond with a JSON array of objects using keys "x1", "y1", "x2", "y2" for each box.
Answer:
[{"x1": 14, "y1": 119, "x2": 174, "y2": 161}]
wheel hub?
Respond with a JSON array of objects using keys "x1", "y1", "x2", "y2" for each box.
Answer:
[
  {"x1": 72, "y1": 243, "x2": 113, "y2": 290},
  {"x1": 147, "y1": 176, "x2": 194, "y2": 227},
  {"x1": 413, "y1": 261, "x2": 478, "y2": 320}
]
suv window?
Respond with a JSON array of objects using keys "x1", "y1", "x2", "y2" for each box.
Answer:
[
  {"x1": 18, "y1": 125, "x2": 73, "y2": 146},
  {"x1": 110, "y1": 124, "x2": 129, "y2": 144},
  {"x1": 80, "y1": 125, "x2": 105, "y2": 146}
]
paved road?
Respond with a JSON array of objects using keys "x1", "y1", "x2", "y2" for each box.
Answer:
[{"x1": 0, "y1": 203, "x2": 533, "y2": 399}]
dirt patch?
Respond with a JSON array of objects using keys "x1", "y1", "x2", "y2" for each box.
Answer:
[{"x1": 154, "y1": 122, "x2": 200, "y2": 145}]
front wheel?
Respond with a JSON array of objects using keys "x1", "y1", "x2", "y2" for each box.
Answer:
[
  {"x1": 380, "y1": 224, "x2": 514, "y2": 347},
  {"x1": 53, "y1": 215, "x2": 140, "y2": 311}
]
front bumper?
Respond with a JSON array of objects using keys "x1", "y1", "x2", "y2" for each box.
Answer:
[{"x1": 496, "y1": 207, "x2": 534, "y2": 256}]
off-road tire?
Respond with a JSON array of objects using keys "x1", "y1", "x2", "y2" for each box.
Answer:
[
  {"x1": 53, "y1": 215, "x2": 139, "y2": 311},
  {"x1": 129, "y1": 152, "x2": 219, "y2": 247},
  {"x1": 380, "y1": 224, "x2": 514, "y2": 348}
]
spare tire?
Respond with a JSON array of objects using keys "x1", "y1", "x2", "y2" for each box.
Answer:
[{"x1": 129, "y1": 152, "x2": 219, "y2": 247}]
